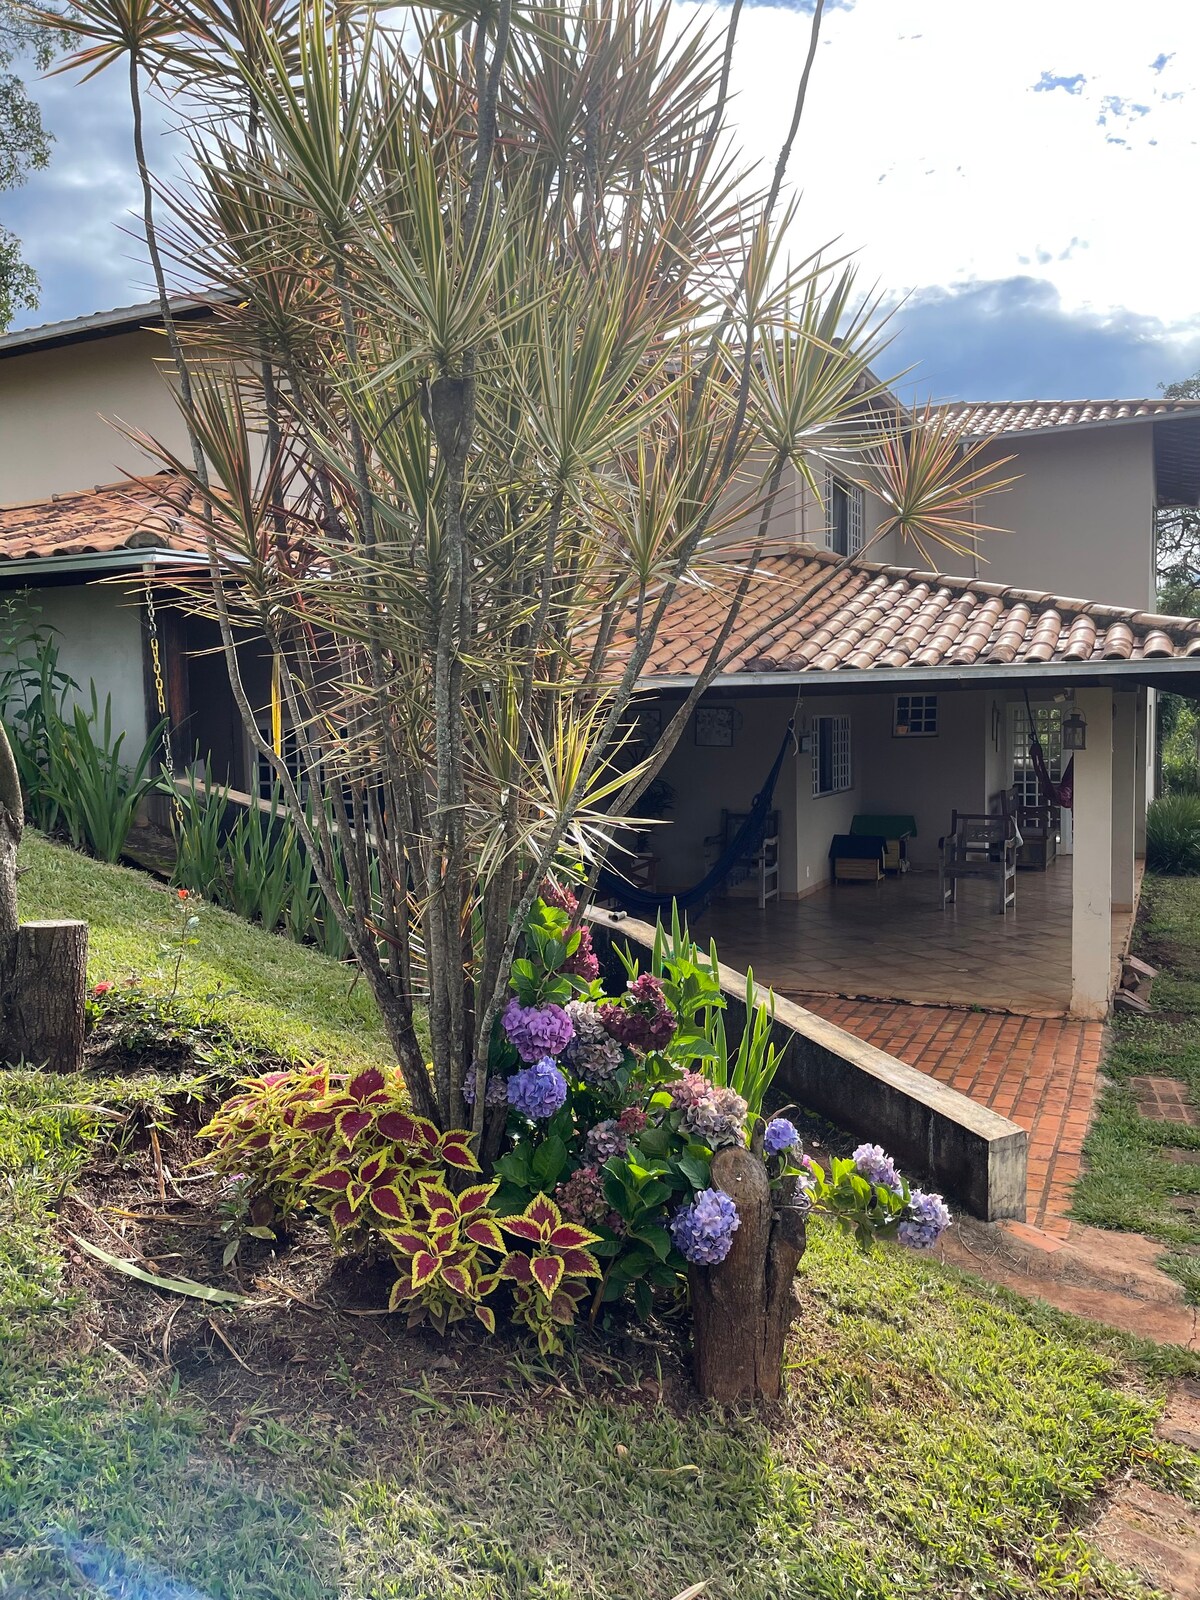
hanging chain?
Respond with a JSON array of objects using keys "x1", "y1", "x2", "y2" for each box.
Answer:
[{"x1": 145, "y1": 575, "x2": 186, "y2": 831}]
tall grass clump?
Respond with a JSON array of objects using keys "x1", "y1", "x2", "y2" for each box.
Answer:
[{"x1": 1146, "y1": 792, "x2": 1200, "y2": 875}]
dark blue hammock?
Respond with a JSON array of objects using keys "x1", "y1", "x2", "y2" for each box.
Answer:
[{"x1": 597, "y1": 720, "x2": 795, "y2": 917}]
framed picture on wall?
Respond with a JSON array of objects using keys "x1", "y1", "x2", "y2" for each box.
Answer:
[
  {"x1": 636, "y1": 704, "x2": 663, "y2": 744},
  {"x1": 694, "y1": 706, "x2": 735, "y2": 747}
]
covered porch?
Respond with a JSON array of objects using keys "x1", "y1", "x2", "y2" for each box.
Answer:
[{"x1": 692, "y1": 856, "x2": 1136, "y2": 1017}]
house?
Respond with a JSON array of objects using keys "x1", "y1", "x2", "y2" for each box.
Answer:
[{"x1": 3, "y1": 299, "x2": 1200, "y2": 1022}]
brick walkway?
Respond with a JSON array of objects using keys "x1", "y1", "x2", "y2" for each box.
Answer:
[{"x1": 799, "y1": 997, "x2": 1107, "y2": 1238}]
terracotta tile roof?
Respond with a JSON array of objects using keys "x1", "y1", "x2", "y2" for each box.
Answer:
[
  {"x1": 613, "y1": 548, "x2": 1200, "y2": 679},
  {"x1": 939, "y1": 398, "x2": 1200, "y2": 439},
  {"x1": 0, "y1": 475, "x2": 203, "y2": 562}
]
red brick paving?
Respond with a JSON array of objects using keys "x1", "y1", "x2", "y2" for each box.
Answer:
[
  {"x1": 1129, "y1": 1076, "x2": 1200, "y2": 1127},
  {"x1": 799, "y1": 996, "x2": 1107, "y2": 1239}
]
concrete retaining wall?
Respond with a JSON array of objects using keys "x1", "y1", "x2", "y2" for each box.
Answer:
[{"x1": 587, "y1": 907, "x2": 1027, "y2": 1223}]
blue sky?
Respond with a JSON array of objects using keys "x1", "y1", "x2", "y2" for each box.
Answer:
[{"x1": 4, "y1": 0, "x2": 1199, "y2": 400}]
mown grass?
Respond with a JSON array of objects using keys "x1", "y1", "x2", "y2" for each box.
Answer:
[
  {"x1": 1, "y1": 846, "x2": 1197, "y2": 1597},
  {"x1": 17, "y1": 831, "x2": 394, "y2": 1072},
  {"x1": 1074, "y1": 874, "x2": 1200, "y2": 1298}
]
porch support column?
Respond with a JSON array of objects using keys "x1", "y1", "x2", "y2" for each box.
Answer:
[
  {"x1": 1134, "y1": 687, "x2": 1149, "y2": 857},
  {"x1": 1110, "y1": 691, "x2": 1137, "y2": 913},
  {"x1": 1070, "y1": 687, "x2": 1113, "y2": 1020}
]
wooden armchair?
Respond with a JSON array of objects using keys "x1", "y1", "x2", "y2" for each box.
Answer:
[
  {"x1": 939, "y1": 811, "x2": 1018, "y2": 915},
  {"x1": 703, "y1": 808, "x2": 780, "y2": 909}
]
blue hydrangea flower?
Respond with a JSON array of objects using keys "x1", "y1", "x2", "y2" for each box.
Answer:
[
  {"x1": 763, "y1": 1117, "x2": 800, "y2": 1157},
  {"x1": 899, "y1": 1189, "x2": 952, "y2": 1249},
  {"x1": 507, "y1": 1058, "x2": 569, "y2": 1119},
  {"x1": 853, "y1": 1142, "x2": 902, "y2": 1192},
  {"x1": 669, "y1": 1187, "x2": 740, "y2": 1265}
]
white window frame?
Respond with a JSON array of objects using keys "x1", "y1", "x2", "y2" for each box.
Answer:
[
  {"x1": 812, "y1": 714, "x2": 852, "y2": 797},
  {"x1": 822, "y1": 468, "x2": 864, "y2": 556},
  {"x1": 894, "y1": 693, "x2": 938, "y2": 737},
  {"x1": 1010, "y1": 703, "x2": 1062, "y2": 809}
]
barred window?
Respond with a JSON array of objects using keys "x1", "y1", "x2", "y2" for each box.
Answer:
[
  {"x1": 822, "y1": 470, "x2": 864, "y2": 556},
  {"x1": 894, "y1": 694, "x2": 938, "y2": 736},
  {"x1": 812, "y1": 714, "x2": 852, "y2": 796}
]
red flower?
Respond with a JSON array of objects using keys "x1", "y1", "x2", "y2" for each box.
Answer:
[
  {"x1": 177, "y1": 888, "x2": 190, "y2": 901},
  {"x1": 92, "y1": 981, "x2": 113, "y2": 996}
]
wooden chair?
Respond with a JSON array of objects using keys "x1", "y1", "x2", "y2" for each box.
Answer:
[
  {"x1": 704, "y1": 808, "x2": 780, "y2": 909},
  {"x1": 939, "y1": 810, "x2": 1018, "y2": 915}
]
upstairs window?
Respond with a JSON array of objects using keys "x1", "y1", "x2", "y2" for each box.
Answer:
[
  {"x1": 823, "y1": 469, "x2": 864, "y2": 556},
  {"x1": 894, "y1": 694, "x2": 938, "y2": 736},
  {"x1": 812, "y1": 714, "x2": 852, "y2": 796}
]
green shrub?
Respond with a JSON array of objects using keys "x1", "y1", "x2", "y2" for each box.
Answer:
[
  {"x1": 42, "y1": 688, "x2": 164, "y2": 863},
  {"x1": 1146, "y1": 792, "x2": 1200, "y2": 875}
]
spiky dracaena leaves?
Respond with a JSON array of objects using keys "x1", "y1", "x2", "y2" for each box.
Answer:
[{"x1": 56, "y1": 0, "x2": 1017, "y2": 1139}]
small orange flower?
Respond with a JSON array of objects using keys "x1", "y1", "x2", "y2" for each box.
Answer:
[{"x1": 177, "y1": 888, "x2": 189, "y2": 900}]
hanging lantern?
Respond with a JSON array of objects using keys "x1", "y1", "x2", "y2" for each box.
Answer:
[{"x1": 1062, "y1": 708, "x2": 1087, "y2": 751}]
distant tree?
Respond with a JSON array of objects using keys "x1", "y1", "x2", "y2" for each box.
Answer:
[
  {"x1": 0, "y1": 0, "x2": 57, "y2": 329},
  {"x1": 1156, "y1": 368, "x2": 1200, "y2": 613}
]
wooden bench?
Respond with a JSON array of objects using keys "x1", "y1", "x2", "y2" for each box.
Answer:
[{"x1": 939, "y1": 811, "x2": 1018, "y2": 915}]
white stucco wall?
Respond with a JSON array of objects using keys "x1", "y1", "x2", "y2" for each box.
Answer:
[
  {"x1": 17, "y1": 581, "x2": 148, "y2": 748},
  {"x1": 0, "y1": 332, "x2": 191, "y2": 504},
  {"x1": 967, "y1": 424, "x2": 1156, "y2": 610}
]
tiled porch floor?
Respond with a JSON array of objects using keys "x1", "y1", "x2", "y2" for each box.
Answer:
[
  {"x1": 800, "y1": 998, "x2": 1106, "y2": 1236},
  {"x1": 694, "y1": 858, "x2": 1132, "y2": 1017}
]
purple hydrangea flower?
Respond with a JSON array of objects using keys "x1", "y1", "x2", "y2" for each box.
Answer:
[
  {"x1": 462, "y1": 1072, "x2": 509, "y2": 1108},
  {"x1": 600, "y1": 973, "x2": 676, "y2": 1054},
  {"x1": 853, "y1": 1142, "x2": 902, "y2": 1193},
  {"x1": 555, "y1": 1165, "x2": 607, "y2": 1225},
  {"x1": 584, "y1": 1118, "x2": 628, "y2": 1165},
  {"x1": 561, "y1": 1000, "x2": 625, "y2": 1088},
  {"x1": 899, "y1": 1189, "x2": 952, "y2": 1250},
  {"x1": 669, "y1": 1187, "x2": 740, "y2": 1265},
  {"x1": 507, "y1": 1058, "x2": 569, "y2": 1119},
  {"x1": 763, "y1": 1117, "x2": 800, "y2": 1157},
  {"x1": 685, "y1": 1086, "x2": 747, "y2": 1150},
  {"x1": 503, "y1": 998, "x2": 575, "y2": 1063},
  {"x1": 667, "y1": 1071, "x2": 711, "y2": 1111}
]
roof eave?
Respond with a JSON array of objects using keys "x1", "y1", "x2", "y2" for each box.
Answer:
[{"x1": 638, "y1": 657, "x2": 1200, "y2": 692}]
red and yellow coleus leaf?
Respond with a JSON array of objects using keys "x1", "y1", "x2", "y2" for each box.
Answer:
[
  {"x1": 383, "y1": 1228, "x2": 428, "y2": 1257},
  {"x1": 525, "y1": 1194, "x2": 562, "y2": 1235},
  {"x1": 558, "y1": 1247, "x2": 602, "y2": 1279},
  {"x1": 411, "y1": 1252, "x2": 441, "y2": 1289},
  {"x1": 375, "y1": 1110, "x2": 419, "y2": 1144},
  {"x1": 369, "y1": 1185, "x2": 409, "y2": 1223},
  {"x1": 308, "y1": 1166, "x2": 353, "y2": 1192},
  {"x1": 497, "y1": 1215, "x2": 544, "y2": 1244},
  {"x1": 457, "y1": 1183, "x2": 498, "y2": 1216},
  {"x1": 438, "y1": 1134, "x2": 480, "y2": 1172},
  {"x1": 337, "y1": 1108, "x2": 374, "y2": 1143},
  {"x1": 417, "y1": 1181, "x2": 457, "y2": 1217},
  {"x1": 329, "y1": 1198, "x2": 355, "y2": 1233},
  {"x1": 294, "y1": 1108, "x2": 338, "y2": 1133},
  {"x1": 501, "y1": 1250, "x2": 534, "y2": 1284},
  {"x1": 531, "y1": 1254, "x2": 565, "y2": 1299},
  {"x1": 346, "y1": 1068, "x2": 388, "y2": 1102},
  {"x1": 441, "y1": 1265, "x2": 472, "y2": 1298},
  {"x1": 388, "y1": 1277, "x2": 416, "y2": 1311},
  {"x1": 549, "y1": 1221, "x2": 602, "y2": 1251},
  {"x1": 474, "y1": 1303, "x2": 496, "y2": 1334},
  {"x1": 463, "y1": 1218, "x2": 505, "y2": 1252}
]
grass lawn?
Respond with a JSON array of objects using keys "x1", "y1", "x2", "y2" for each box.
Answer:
[
  {"x1": 17, "y1": 831, "x2": 394, "y2": 1072},
  {"x1": 1, "y1": 840, "x2": 1198, "y2": 1598},
  {"x1": 1073, "y1": 875, "x2": 1200, "y2": 1299}
]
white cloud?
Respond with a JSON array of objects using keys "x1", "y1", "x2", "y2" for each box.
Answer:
[{"x1": 694, "y1": 0, "x2": 1199, "y2": 325}]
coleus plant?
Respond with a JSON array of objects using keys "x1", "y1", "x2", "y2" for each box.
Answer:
[
  {"x1": 383, "y1": 1180, "x2": 506, "y2": 1335},
  {"x1": 498, "y1": 1195, "x2": 603, "y2": 1355}
]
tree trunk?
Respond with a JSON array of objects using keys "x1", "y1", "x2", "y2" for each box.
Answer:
[
  {"x1": 3, "y1": 920, "x2": 88, "y2": 1072},
  {"x1": 689, "y1": 1145, "x2": 808, "y2": 1405}
]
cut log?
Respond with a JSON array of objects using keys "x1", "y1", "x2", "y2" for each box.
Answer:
[
  {"x1": 4, "y1": 919, "x2": 88, "y2": 1071},
  {"x1": 689, "y1": 1144, "x2": 807, "y2": 1405}
]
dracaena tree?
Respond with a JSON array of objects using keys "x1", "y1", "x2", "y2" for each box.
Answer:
[{"x1": 39, "y1": 0, "x2": 1009, "y2": 1140}]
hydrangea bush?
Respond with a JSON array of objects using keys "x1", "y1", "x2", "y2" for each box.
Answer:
[{"x1": 202, "y1": 884, "x2": 950, "y2": 1357}]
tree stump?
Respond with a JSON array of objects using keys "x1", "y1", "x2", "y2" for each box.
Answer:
[
  {"x1": 689, "y1": 1144, "x2": 807, "y2": 1405},
  {"x1": 3, "y1": 920, "x2": 88, "y2": 1072}
]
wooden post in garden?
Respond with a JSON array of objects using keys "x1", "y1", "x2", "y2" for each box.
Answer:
[
  {"x1": 689, "y1": 1145, "x2": 808, "y2": 1405},
  {"x1": 1, "y1": 722, "x2": 89, "y2": 1073},
  {"x1": 7, "y1": 920, "x2": 89, "y2": 1071}
]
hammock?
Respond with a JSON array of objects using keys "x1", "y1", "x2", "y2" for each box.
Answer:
[
  {"x1": 596, "y1": 720, "x2": 795, "y2": 916},
  {"x1": 1023, "y1": 690, "x2": 1074, "y2": 810}
]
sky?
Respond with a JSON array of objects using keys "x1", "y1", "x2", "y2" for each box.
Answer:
[{"x1": 2, "y1": 0, "x2": 1199, "y2": 401}]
